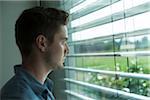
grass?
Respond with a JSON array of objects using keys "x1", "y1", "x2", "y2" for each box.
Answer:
[{"x1": 74, "y1": 56, "x2": 150, "y2": 74}]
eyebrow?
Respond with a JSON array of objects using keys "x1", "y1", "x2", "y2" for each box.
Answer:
[{"x1": 61, "y1": 37, "x2": 68, "y2": 41}]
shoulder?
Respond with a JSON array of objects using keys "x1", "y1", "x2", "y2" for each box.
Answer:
[
  {"x1": 1, "y1": 76, "x2": 29, "y2": 93},
  {"x1": 1, "y1": 76, "x2": 38, "y2": 100}
]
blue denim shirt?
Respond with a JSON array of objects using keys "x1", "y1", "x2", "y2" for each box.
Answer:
[{"x1": 0, "y1": 65, "x2": 55, "y2": 100}]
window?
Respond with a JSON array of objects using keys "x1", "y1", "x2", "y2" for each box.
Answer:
[{"x1": 61, "y1": 0, "x2": 150, "y2": 99}]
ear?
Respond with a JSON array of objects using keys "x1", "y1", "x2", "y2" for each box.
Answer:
[{"x1": 35, "y1": 34, "x2": 48, "y2": 52}]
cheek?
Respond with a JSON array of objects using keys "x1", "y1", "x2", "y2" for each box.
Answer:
[{"x1": 51, "y1": 43, "x2": 64, "y2": 57}]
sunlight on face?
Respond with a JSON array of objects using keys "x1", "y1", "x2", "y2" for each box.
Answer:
[{"x1": 45, "y1": 25, "x2": 69, "y2": 69}]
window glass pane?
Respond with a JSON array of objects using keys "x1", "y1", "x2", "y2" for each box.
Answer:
[
  {"x1": 64, "y1": 0, "x2": 150, "y2": 99},
  {"x1": 72, "y1": 23, "x2": 113, "y2": 41},
  {"x1": 134, "y1": 12, "x2": 150, "y2": 30},
  {"x1": 72, "y1": 11, "x2": 150, "y2": 41},
  {"x1": 111, "y1": 0, "x2": 124, "y2": 14},
  {"x1": 70, "y1": 0, "x2": 98, "y2": 14},
  {"x1": 71, "y1": 6, "x2": 111, "y2": 27},
  {"x1": 133, "y1": 0, "x2": 150, "y2": 7}
]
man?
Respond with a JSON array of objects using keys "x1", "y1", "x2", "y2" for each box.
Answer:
[{"x1": 1, "y1": 6, "x2": 69, "y2": 100}]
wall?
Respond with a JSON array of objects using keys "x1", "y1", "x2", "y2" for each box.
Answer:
[
  {"x1": 40, "y1": 1, "x2": 61, "y2": 8},
  {"x1": 0, "y1": 2, "x2": 2, "y2": 87},
  {"x1": 0, "y1": 1, "x2": 39, "y2": 88}
]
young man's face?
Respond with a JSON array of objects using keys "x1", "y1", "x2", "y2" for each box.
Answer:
[{"x1": 45, "y1": 25, "x2": 69, "y2": 69}]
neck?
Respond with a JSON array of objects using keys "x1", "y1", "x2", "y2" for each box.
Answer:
[{"x1": 22, "y1": 56, "x2": 52, "y2": 84}]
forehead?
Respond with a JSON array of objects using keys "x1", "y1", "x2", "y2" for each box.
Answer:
[{"x1": 56, "y1": 25, "x2": 68, "y2": 38}]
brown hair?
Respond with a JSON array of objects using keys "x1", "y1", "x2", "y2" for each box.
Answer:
[{"x1": 15, "y1": 7, "x2": 69, "y2": 56}]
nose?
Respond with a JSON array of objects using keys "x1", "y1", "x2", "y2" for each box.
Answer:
[{"x1": 65, "y1": 43, "x2": 69, "y2": 55}]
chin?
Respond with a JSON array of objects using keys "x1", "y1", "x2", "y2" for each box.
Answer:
[{"x1": 54, "y1": 62, "x2": 64, "y2": 69}]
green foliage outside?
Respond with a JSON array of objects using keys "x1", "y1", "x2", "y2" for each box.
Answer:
[
  {"x1": 70, "y1": 35, "x2": 150, "y2": 99},
  {"x1": 73, "y1": 56, "x2": 150, "y2": 99}
]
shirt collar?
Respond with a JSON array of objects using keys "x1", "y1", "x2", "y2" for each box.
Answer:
[{"x1": 14, "y1": 65, "x2": 53, "y2": 95}]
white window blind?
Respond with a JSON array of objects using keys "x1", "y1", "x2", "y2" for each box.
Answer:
[{"x1": 61, "y1": 0, "x2": 150, "y2": 99}]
